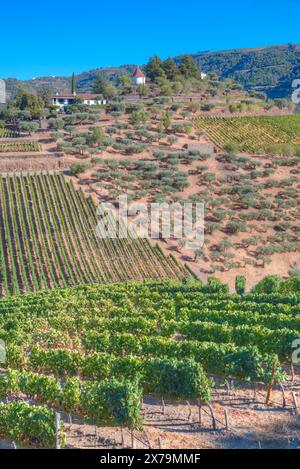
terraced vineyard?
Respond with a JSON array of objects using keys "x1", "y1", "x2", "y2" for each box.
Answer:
[
  {"x1": 0, "y1": 141, "x2": 41, "y2": 152},
  {"x1": 0, "y1": 128, "x2": 17, "y2": 138},
  {"x1": 0, "y1": 280, "x2": 298, "y2": 446},
  {"x1": 0, "y1": 174, "x2": 190, "y2": 296},
  {"x1": 194, "y1": 115, "x2": 300, "y2": 153}
]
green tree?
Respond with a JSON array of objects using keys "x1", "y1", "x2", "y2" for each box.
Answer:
[
  {"x1": 15, "y1": 89, "x2": 44, "y2": 118},
  {"x1": 235, "y1": 275, "x2": 246, "y2": 295},
  {"x1": 70, "y1": 162, "x2": 90, "y2": 176},
  {"x1": 161, "y1": 113, "x2": 172, "y2": 131},
  {"x1": 88, "y1": 126, "x2": 105, "y2": 145},
  {"x1": 130, "y1": 111, "x2": 148, "y2": 126},
  {"x1": 178, "y1": 55, "x2": 201, "y2": 79},
  {"x1": 71, "y1": 73, "x2": 77, "y2": 94},
  {"x1": 18, "y1": 121, "x2": 39, "y2": 136},
  {"x1": 145, "y1": 56, "x2": 166, "y2": 83},
  {"x1": 136, "y1": 84, "x2": 151, "y2": 96},
  {"x1": 93, "y1": 76, "x2": 107, "y2": 94},
  {"x1": 252, "y1": 275, "x2": 282, "y2": 294},
  {"x1": 93, "y1": 77, "x2": 117, "y2": 99},
  {"x1": 117, "y1": 75, "x2": 132, "y2": 88},
  {"x1": 162, "y1": 58, "x2": 180, "y2": 81}
]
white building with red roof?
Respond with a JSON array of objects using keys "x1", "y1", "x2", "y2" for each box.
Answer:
[
  {"x1": 132, "y1": 67, "x2": 146, "y2": 86},
  {"x1": 50, "y1": 92, "x2": 107, "y2": 109}
]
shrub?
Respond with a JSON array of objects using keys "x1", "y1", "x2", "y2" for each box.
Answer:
[
  {"x1": 143, "y1": 358, "x2": 212, "y2": 400},
  {"x1": 225, "y1": 220, "x2": 246, "y2": 234},
  {"x1": 252, "y1": 275, "x2": 282, "y2": 294},
  {"x1": 279, "y1": 277, "x2": 300, "y2": 293},
  {"x1": 226, "y1": 348, "x2": 284, "y2": 384},
  {"x1": 288, "y1": 268, "x2": 300, "y2": 278},
  {"x1": 80, "y1": 378, "x2": 142, "y2": 428},
  {"x1": 70, "y1": 163, "x2": 90, "y2": 176},
  {"x1": 235, "y1": 275, "x2": 246, "y2": 295},
  {"x1": 48, "y1": 118, "x2": 64, "y2": 130},
  {"x1": 202, "y1": 277, "x2": 229, "y2": 294},
  {"x1": 19, "y1": 121, "x2": 39, "y2": 135},
  {"x1": 224, "y1": 143, "x2": 239, "y2": 153}
]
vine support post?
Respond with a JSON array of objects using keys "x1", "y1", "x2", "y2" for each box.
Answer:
[
  {"x1": 290, "y1": 364, "x2": 295, "y2": 383},
  {"x1": 225, "y1": 380, "x2": 230, "y2": 395},
  {"x1": 279, "y1": 383, "x2": 286, "y2": 408},
  {"x1": 207, "y1": 404, "x2": 217, "y2": 431},
  {"x1": 198, "y1": 403, "x2": 202, "y2": 427},
  {"x1": 224, "y1": 409, "x2": 229, "y2": 431},
  {"x1": 55, "y1": 411, "x2": 61, "y2": 449},
  {"x1": 161, "y1": 397, "x2": 165, "y2": 415},
  {"x1": 292, "y1": 392, "x2": 298, "y2": 415},
  {"x1": 186, "y1": 401, "x2": 192, "y2": 422},
  {"x1": 253, "y1": 382, "x2": 257, "y2": 402},
  {"x1": 143, "y1": 430, "x2": 151, "y2": 449},
  {"x1": 265, "y1": 362, "x2": 276, "y2": 406},
  {"x1": 131, "y1": 430, "x2": 136, "y2": 449}
]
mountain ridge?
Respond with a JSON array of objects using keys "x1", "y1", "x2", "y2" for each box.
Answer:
[{"x1": 4, "y1": 44, "x2": 300, "y2": 99}]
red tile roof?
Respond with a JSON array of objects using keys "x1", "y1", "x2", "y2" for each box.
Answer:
[{"x1": 133, "y1": 67, "x2": 145, "y2": 78}]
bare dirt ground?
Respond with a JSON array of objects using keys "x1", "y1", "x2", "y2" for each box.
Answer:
[
  {"x1": 55, "y1": 113, "x2": 299, "y2": 291},
  {"x1": 64, "y1": 369, "x2": 300, "y2": 450}
]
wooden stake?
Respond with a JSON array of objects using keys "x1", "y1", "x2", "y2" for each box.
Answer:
[
  {"x1": 225, "y1": 380, "x2": 230, "y2": 395},
  {"x1": 265, "y1": 383, "x2": 273, "y2": 405},
  {"x1": 161, "y1": 397, "x2": 165, "y2": 415},
  {"x1": 292, "y1": 392, "x2": 298, "y2": 415},
  {"x1": 253, "y1": 383, "x2": 257, "y2": 402},
  {"x1": 121, "y1": 427, "x2": 125, "y2": 447},
  {"x1": 131, "y1": 430, "x2": 136, "y2": 449},
  {"x1": 291, "y1": 364, "x2": 295, "y2": 383},
  {"x1": 144, "y1": 431, "x2": 151, "y2": 449},
  {"x1": 265, "y1": 362, "x2": 276, "y2": 405},
  {"x1": 55, "y1": 412, "x2": 61, "y2": 449},
  {"x1": 186, "y1": 400, "x2": 192, "y2": 422},
  {"x1": 158, "y1": 436, "x2": 163, "y2": 449},
  {"x1": 224, "y1": 409, "x2": 229, "y2": 431},
  {"x1": 279, "y1": 382, "x2": 286, "y2": 408},
  {"x1": 207, "y1": 404, "x2": 217, "y2": 431},
  {"x1": 198, "y1": 404, "x2": 202, "y2": 426}
]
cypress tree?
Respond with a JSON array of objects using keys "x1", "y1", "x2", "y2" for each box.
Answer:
[{"x1": 71, "y1": 72, "x2": 77, "y2": 94}]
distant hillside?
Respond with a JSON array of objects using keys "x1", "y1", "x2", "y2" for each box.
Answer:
[
  {"x1": 190, "y1": 44, "x2": 300, "y2": 98},
  {"x1": 4, "y1": 65, "x2": 135, "y2": 100},
  {"x1": 4, "y1": 44, "x2": 300, "y2": 99}
]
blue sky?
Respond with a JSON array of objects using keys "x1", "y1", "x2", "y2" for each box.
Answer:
[{"x1": 1, "y1": 0, "x2": 299, "y2": 79}]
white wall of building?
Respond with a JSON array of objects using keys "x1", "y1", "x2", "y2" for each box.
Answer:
[
  {"x1": 133, "y1": 76, "x2": 146, "y2": 86},
  {"x1": 52, "y1": 97, "x2": 107, "y2": 108}
]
